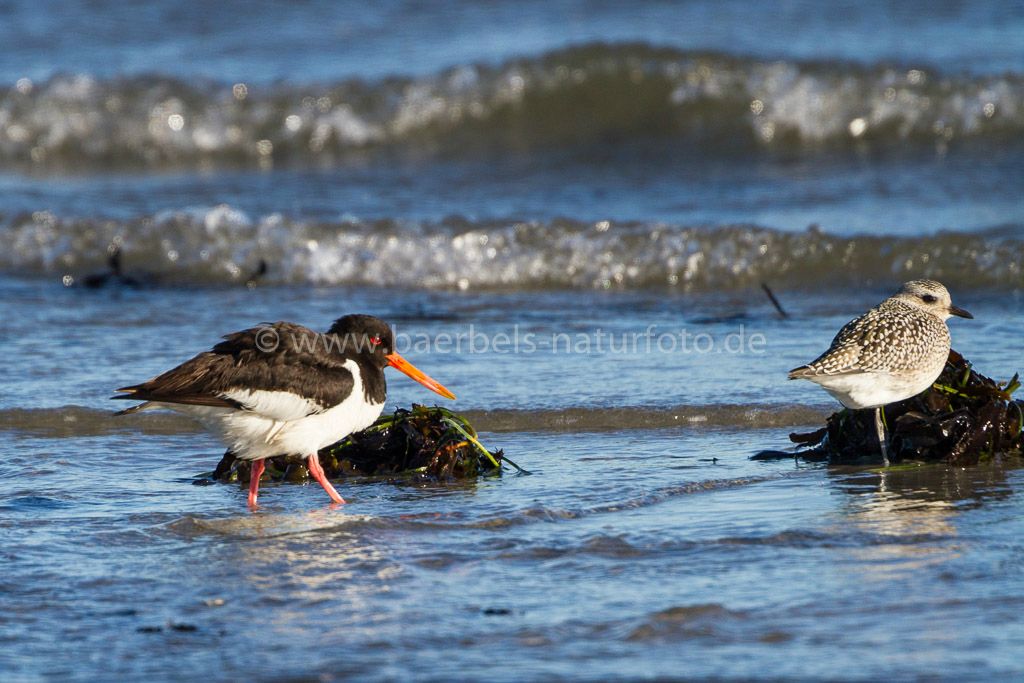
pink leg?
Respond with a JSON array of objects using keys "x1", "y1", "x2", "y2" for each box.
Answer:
[
  {"x1": 307, "y1": 453, "x2": 345, "y2": 504},
  {"x1": 248, "y1": 459, "x2": 265, "y2": 509}
]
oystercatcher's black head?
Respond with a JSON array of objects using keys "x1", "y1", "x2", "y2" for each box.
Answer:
[
  {"x1": 328, "y1": 314, "x2": 455, "y2": 400},
  {"x1": 328, "y1": 314, "x2": 396, "y2": 366}
]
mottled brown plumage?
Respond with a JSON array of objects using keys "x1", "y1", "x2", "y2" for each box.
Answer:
[
  {"x1": 789, "y1": 280, "x2": 972, "y2": 409},
  {"x1": 788, "y1": 280, "x2": 972, "y2": 465},
  {"x1": 790, "y1": 297, "x2": 951, "y2": 379}
]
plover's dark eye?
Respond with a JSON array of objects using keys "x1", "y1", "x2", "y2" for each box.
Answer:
[{"x1": 921, "y1": 294, "x2": 937, "y2": 303}]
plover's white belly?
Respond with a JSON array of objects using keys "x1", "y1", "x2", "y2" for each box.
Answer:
[{"x1": 809, "y1": 370, "x2": 940, "y2": 410}]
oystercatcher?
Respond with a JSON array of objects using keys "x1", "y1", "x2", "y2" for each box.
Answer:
[
  {"x1": 789, "y1": 280, "x2": 972, "y2": 464},
  {"x1": 113, "y1": 314, "x2": 455, "y2": 507}
]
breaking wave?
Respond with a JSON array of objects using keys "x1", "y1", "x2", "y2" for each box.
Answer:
[
  {"x1": 3, "y1": 208, "x2": 1023, "y2": 291},
  {"x1": 2, "y1": 43, "x2": 1021, "y2": 167}
]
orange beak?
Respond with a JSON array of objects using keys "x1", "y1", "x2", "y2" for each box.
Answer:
[{"x1": 385, "y1": 353, "x2": 456, "y2": 400}]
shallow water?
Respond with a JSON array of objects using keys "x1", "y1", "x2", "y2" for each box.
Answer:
[
  {"x1": 3, "y1": 281, "x2": 1023, "y2": 680},
  {"x1": 3, "y1": 425, "x2": 1024, "y2": 681},
  {"x1": 3, "y1": 1, "x2": 1024, "y2": 680}
]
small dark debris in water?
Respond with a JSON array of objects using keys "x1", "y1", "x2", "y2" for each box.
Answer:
[
  {"x1": 750, "y1": 450, "x2": 795, "y2": 461},
  {"x1": 689, "y1": 312, "x2": 751, "y2": 324},
  {"x1": 760, "y1": 282, "x2": 790, "y2": 319},
  {"x1": 70, "y1": 247, "x2": 269, "y2": 290},
  {"x1": 482, "y1": 607, "x2": 512, "y2": 616},
  {"x1": 79, "y1": 246, "x2": 142, "y2": 289},
  {"x1": 245, "y1": 258, "x2": 268, "y2": 288},
  {"x1": 205, "y1": 405, "x2": 505, "y2": 487},
  {"x1": 137, "y1": 621, "x2": 199, "y2": 633},
  {"x1": 751, "y1": 449, "x2": 829, "y2": 462},
  {"x1": 169, "y1": 622, "x2": 198, "y2": 632},
  {"x1": 788, "y1": 350, "x2": 1024, "y2": 466}
]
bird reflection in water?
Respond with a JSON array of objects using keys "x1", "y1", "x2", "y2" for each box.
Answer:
[{"x1": 827, "y1": 463, "x2": 1015, "y2": 577}]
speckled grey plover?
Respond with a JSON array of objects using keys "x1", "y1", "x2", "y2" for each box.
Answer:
[
  {"x1": 113, "y1": 315, "x2": 455, "y2": 508},
  {"x1": 788, "y1": 280, "x2": 972, "y2": 465}
]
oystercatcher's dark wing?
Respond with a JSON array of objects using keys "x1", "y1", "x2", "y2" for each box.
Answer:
[{"x1": 112, "y1": 322, "x2": 356, "y2": 418}]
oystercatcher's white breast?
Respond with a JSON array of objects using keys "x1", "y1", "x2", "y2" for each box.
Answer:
[{"x1": 159, "y1": 359, "x2": 385, "y2": 460}]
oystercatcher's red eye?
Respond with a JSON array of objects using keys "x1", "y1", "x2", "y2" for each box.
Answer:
[{"x1": 370, "y1": 335, "x2": 382, "y2": 346}]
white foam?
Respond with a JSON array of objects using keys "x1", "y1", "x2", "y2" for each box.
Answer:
[{"x1": 3, "y1": 209, "x2": 1023, "y2": 292}]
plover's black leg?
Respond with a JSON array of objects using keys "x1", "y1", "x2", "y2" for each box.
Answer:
[{"x1": 874, "y1": 407, "x2": 890, "y2": 467}]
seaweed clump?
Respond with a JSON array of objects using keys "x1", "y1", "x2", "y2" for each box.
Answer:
[
  {"x1": 209, "y1": 405, "x2": 508, "y2": 486},
  {"x1": 789, "y1": 350, "x2": 1024, "y2": 466}
]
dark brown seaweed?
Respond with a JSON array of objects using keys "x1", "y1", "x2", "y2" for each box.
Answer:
[
  {"x1": 204, "y1": 404, "x2": 504, "y2": 486},
  {"x1": 787, "y1": 350, "x2": 1023, "y2": 466}
]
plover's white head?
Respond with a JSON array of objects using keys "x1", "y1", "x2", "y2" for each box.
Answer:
[{"x1": 893, "y1": 279, "x2": 973, "y2": 321}]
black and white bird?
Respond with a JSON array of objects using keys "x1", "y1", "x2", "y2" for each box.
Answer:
[
  {"x1": 113, "y1": 314, "x2": 455, "y2": 508},
  {"x1": 788, "y1": 280, "x2": 972, "y2": 465}
]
